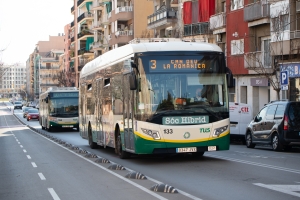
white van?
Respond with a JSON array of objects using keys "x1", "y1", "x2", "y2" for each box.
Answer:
[{"x1": 229, "y1": 102, "x2": 253, "y2": 143}]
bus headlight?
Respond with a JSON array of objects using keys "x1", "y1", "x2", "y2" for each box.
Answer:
[
  {"x1": 141, "y1": 128, "x2": 161, "y2": 140},
  {"x1": 213, "y1": 125, "x2": 228, "y2": 138},
  {"x1": 49, "y1": 117, "x2": 58, "y2": 122}
]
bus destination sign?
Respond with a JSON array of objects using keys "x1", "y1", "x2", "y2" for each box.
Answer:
[
  {"x1": 149, "y1": 59, "x2": 206, "y2": 72},
  {"x1": 51, "y1": 92, "x2": 79, "y2": 98}
]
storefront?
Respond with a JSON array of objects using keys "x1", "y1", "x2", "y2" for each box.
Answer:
[{"x1": 280, "y1": 63, "x2": 300, "y2": 101}]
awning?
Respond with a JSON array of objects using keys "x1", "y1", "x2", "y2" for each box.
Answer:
[
  {"x1": 86, "y1": 37, "x2": 94, "y2": 50},
  {"x1": 86, "y1": 2, "x2": 92, "y2": 13},
  {"x1": 103, "y1": 2, "x2": 112, "y2": 13}
]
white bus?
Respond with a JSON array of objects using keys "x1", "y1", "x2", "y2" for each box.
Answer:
[
  {"x1": 79, "y1": 39, "x2": 233, "y2": 158},
  {"x1": 39, "y1": 87, "x2": 79, "y2": 131}
]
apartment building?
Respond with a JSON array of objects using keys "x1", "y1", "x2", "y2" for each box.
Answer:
[
  {"x1": 0, "y1": 63, "x2": 26, "y2": 98},
  {"x1": 30, "y1": 35, "x2": 65, "y2": 98},
  {"x1": 26, "y1": 53, "x2": 35, "y2": 100},
  {"x1": 69, "y1": 0, "x2": 154, "y2": 87}
]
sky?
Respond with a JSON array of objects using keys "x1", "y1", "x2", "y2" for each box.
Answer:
[{"x1": 0, "y1": 0, "x2": 73, "y2": 65}]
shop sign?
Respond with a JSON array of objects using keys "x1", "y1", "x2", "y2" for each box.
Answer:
[
  {"x1": 280, "y1": 63, "x2": 300, "y2": 78},
  {"x1": 250, "y1": 78, "x2": 268, "y2": 86}
]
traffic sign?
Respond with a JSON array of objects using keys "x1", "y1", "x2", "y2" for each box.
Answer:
[
  {"x1": 281, "y1": 85, "x2": 288, "y2": 90},
  {"x1": 281, "y1": 71, "x2": 288, "y2": 85}
]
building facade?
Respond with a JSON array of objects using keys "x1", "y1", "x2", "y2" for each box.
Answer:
[
  {"x1": 0, "y1": 63, "x2": 26, "y2": 98},
  {"x1": 69, "y1": 0, "x2": 154, "y2": 87}
]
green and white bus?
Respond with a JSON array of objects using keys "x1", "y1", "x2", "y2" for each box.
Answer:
[
  {"x1": 39, "y1": 87, "x2": 79, "y2": 131},
  {"x1": 79, "y1": 39, "x2": 233, "y2": 158}
]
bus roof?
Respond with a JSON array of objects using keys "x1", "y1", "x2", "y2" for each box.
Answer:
[{"x1": 80, "y1": 41, "x2": 222, "y2": 78}]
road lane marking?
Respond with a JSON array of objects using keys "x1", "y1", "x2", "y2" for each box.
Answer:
[
  {"x1": 206, "y1": 154, "x2": 300, "y2": 174},
  {"x1": 20, "y1": 145, "x2": 23, "y2": 148},
  {"x1": 23, "y1": 149, "x2": 27, "y2": 153},
  {"x1": 26, "y1": 155, "x2": 31, "y2": 159},
  {"x1": 38, "y1": 173, "x2": 46, "y2": 180},
  {"x1": 48, "y1": 188, "x2": 61, "y2": 200},
  {"x1": 28, "y1": 123, "x2": 202, "y2": 200},
  {"x1": 254, "y1": 183, "x2": 300, "y2": 198},
  {"x1": 18, "y1": 142, "x2": 20, "y2": 144},
  {"x1": 34, "y1": 132, "x2": 169, "y2": 200},
  {"x1": 31, "y1": 162, "x2": 37, "y2": 168}
]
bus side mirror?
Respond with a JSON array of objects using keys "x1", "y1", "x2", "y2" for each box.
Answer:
[
  {"x1": 45, "y1": 97, "x2": 48, "y2": 103},
  {"x1": 129, "y1": 73, "x2": 137, "y2": 90},
  {"x1": 226, "y1": 67, "x2": 234, "y2": 88}
]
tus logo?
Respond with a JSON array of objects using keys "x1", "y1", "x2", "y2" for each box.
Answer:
[{"x1": 200, "y1": 128, "x2": 211, "y2": 133}]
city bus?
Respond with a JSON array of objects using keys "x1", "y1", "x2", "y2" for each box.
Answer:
[
  {"x1": 39, "y1": 87, "x2": 79, "y2": 131},
  {"x1": 79, "y1": 38, "x2": 233, "y2": 158}
]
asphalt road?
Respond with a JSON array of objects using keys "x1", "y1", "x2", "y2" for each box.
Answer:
[{"x1": 1, "y1": 102, "x2": 300, "y2": 200}]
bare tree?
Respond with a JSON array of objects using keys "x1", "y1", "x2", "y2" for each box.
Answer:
[
  {"x1": 243, "y1": 1, "x2": 299, "y2": 100},
  {"x1": 52, "y1": 69, "x2": 75, "y2": 87}
]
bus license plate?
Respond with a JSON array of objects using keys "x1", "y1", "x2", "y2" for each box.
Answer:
[
  {"x1": 208, "y1": 146, "x2": 217, "y2": 151},
  {"x1": 176, "y1": 147, "x2": 197, "y2": 153}
]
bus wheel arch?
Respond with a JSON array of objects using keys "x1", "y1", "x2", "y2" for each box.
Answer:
[{"x1": 88, "y1": 122, "x2": 97, "y2": 149}]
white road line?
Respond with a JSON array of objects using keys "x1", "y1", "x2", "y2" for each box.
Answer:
[
  {"x1": 26, "y1": 155, "x2": 31, "y2": 159},
  {"x1": 23, "y1": 149, "x2": 27, "y2": 153},
  {"x1": 16, "y1": 139, "x2": 18, "y2": 142},
  {"x1": 20, "y1": 145, "x2": 23, "y2": 148},
  {"x1": 35, "y1": 132, "x2": 169, "y2": 200},
  {"x1": 38, "y1": 173, "x2": 46, "y2": 180},
  {"x1": 18, "y1": 142, "x2": 20, "y2": 144},
  {"x1": 254, "y1": 183, "x2": 300, "y2": 198},
  {"x1": 207, "y1": 154, "x2": 300, "y2": 174},
  {"x1": 31, "y1": 162, "x2": 37, "y2": 168},
  {"x1": 48, "y1": 188, "x2": 61, "y2": 200}
]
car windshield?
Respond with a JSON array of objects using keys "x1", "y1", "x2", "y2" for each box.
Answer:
[
  {"x1": 24, "y1": 107, "x2": 31, "y2": 112},
  {"x1": 15, "y1": 101, "x2": 22, "y2": 104},
  {"x1": 28, "y1": 109, "x2": 38, "y2": 113}
]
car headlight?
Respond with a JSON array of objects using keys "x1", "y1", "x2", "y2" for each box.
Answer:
[
  {"x1": 213, "y1": 125, "x2": 228, "y2": 138},
  {"x1": 141, "y1": 128, "x2": 161, "y2": 140}
]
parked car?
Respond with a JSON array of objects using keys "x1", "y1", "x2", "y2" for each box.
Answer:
[
  {"x1": 13, "y1": 101, "x2": 23, "y2": 110},
  {"x1": 245, "y1": 100, "x2": 300, "y2": 151},
  {"x1": 23, "y1": 107, "x2": 31, "y2": 118},
  {"x1": 26, "y1": 109, "x2": 39, "y2": 121}
]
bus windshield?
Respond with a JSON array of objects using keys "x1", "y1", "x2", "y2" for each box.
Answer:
[
  {"x1": 49, "y1": 98, "x2": 79, "y2": 117},
  {"x1": 135, "y1": 54, "x2": 229, "y2": 124}
]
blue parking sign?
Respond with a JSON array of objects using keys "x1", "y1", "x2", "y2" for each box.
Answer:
[{"x1": 281, "y1": 71, "x2": 288, "y2": 85}]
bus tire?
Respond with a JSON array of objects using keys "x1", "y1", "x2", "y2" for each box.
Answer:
[
  {"x1": 88, "y1": 125, "x2": 97, "y2": 149},
  {"x1": 116, "y1": 132, "x2": 129, "y2": 159}
]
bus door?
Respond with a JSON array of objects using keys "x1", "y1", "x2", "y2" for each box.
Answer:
[
  {"x1": 123, "y1": 75, "x2": 135, "y2": 151},
  {"x1": 96, "y1": 79, "x2": 104, "y2": 146}
]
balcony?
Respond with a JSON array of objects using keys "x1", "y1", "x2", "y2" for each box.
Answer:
[
  {"x1": 115, "y1": 30, "x2": 133, "y2": 37},
  {"x1": 77, "y1": 29, "x2": 93, "y2": 40},
  {"x1": 77, "y1": 0, "x2": 85, "y2": 7},
  {"x1": 92, "y1": 0, "x2": 103, "y2": 10},
  {"x1": 147, "y1": 8, "x2": 177, "y2": 30},
  {"x1": 110, "y1": 32, "x2": 133, "y2": 45},
  {"x1": 71, "y1": 21, "x2": 74, "y2": 28},
  {"x1": 290, "y1": 30, "x2": 300, "y2": 39},
  {"x1": 78, "y1": 48, "x2": 93, "y2": 56},
  {"x1": 113, "y1": 6, "x2": 133, "y2": 21},
  {"x1": 184, "y1": 22, "x2": 211, "y2": 36},
  {"x1": 244, "y1": 51, "x2": 271, "y2": 69},
  {"x1": 77, "y1": 12, "x2": 93, "y2": 24},
  {"x1": 210, "y1": 12, "x2": 226, "y2": 31},
  {"x1": 90, "y1": 41, "x2": 104, "y2": 51},
  {"x1": 244, "y1": 1, "x2": 270, "y2": 25},
  {"x1": 71, "y1": 6, "x2": 74, "y2": 14},
  {"x1": 92, "y1": 21, "x2": 103, "y2": 30}
]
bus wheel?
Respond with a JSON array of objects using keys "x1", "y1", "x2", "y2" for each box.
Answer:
[
  {"x1": 88, "y1": 125, "x2": 97, "y2": 149},
  {"x1": 116, "y1": 133, "x2": 129, "y2": 159}
]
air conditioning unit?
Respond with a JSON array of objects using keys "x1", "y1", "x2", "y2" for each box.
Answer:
[
  {"x1": 216, "y1": 34, "x2": 222, "y2": 42},
  {"x1": 297, "y1": 1, "x2": 300, "y2": 13}
]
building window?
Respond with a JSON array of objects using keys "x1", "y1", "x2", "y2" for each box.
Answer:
[
  {"x1": 231, "y1": 39, "x2": 244, "y2": 55},
  {"x1": 231, "y1": 0, "x2": 243, "y2": 11}
]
